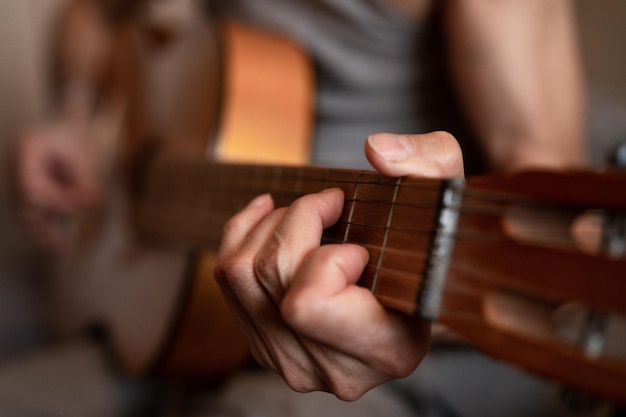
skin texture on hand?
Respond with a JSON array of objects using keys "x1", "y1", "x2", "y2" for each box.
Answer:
[{"x1": 214, "y1": 131, "x2": 464, "y2": 400}]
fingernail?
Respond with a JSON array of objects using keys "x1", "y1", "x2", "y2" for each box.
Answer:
[{"x1": 368, "y1": 134, "x2": 414, "y2": 162}]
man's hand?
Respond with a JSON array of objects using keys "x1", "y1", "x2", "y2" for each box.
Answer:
[
  {"x1": 18, "y1": 119, "x2": 100, "y2": 255},
  {"x1": 214, "y1": 131, "x2": 464, "y2": 400}
]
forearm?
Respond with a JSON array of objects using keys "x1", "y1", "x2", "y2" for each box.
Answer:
[{"x1": 442, "y1": 0, "x2": 586, "y2": 171}]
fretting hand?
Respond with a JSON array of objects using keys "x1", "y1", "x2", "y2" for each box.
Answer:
[{"x1": 214, "y1": 131, "x2": 464, "y2": 400}]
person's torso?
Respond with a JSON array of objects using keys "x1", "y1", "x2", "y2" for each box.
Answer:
[{"x1": 212, "y1": 0, "x2": 483, "y2": 172}]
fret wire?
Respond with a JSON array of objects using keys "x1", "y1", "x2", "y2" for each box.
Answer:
[
  {"x1": 371, "y1": 177, "x2": 402, "y2": 294},
  {"x1": 344, "y1": 172, "x2": 363, "y2": 243}
]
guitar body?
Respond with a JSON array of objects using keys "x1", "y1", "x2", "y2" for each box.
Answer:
[{"x1": 48, "y1": 1, "x2": 313, "y2": 380}]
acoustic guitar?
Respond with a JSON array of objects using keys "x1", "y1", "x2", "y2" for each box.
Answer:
[{"x1": 48, "y1": 0, "x2": 626, "y2": 405}]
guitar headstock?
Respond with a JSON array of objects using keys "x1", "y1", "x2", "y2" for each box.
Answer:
[{"x1": 439, "y1": 169, "x2": 626, "y2": 404}]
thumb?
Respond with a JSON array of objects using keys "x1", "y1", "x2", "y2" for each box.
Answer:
[{"x1": 365, "y1": 132, "x2": 465, "y2": 179}]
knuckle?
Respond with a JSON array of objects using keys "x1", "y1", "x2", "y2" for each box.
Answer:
[
  {"x1": 333, "y1": 385, "x2": 366, "y2": 402},
  {"x1": 283, "y1": 375, "x2": 313, "y2": 394},
  {"x1": 254, "y1": 232, "x2": 290, "y2": 295},
  {"x1": 254, "y1": 236, "x2": 282, "y2": 279},
  {"x1": 217, "y1": 252, "x2": 254, "y2": 286},
  {"x1": 281, "y1": 369, "x2": 321, "y2": 395},
  {"x1": 322, "y1": 367, "x2": 370, "y2": 401}
]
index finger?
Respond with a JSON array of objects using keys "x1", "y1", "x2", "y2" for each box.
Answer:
[
  {"x1": 254, "y1": 188, "x2": 345, "y2": 292},
  {"x1": 216, "y1": 193, "x2": 275, "y2": 263}
]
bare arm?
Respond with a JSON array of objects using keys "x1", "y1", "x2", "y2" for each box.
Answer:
[{"x1": 442, "y1": 0, "x2": 586, "y2": 170}]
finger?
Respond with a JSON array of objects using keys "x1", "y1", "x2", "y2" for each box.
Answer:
[
  {"x1": 212, "y1": 196, "x2": 287, "y2": 369},
  {"x1": 254, "y1": 188, "x2": 344, "y2": 300},
  {"x1": 283, "y1": 243, "x2": 429, "y2": 375},
  {"x1": 214, "y1": 206, "x2": 317, "y2": 376},
  {"x1": 20, "y1": 137, "x2": 71, "y2": 211},
  {"x1": 365, "y1": 131, "x2": 465, "y2": 179},
  {"x1": 20, "y1": 134, "x2": 95, "y2": 212},
  {"x1": 216, "y1": 193, "x2": 275, "y2": 264},
  {"x1": 212, "y1": 264, "x2": 279, "y2": 371},
  {"x1": 281, "y1": 243, "x2": 382, "y2": 348},
  {"x1": 215, "y1": 201, "x2": 287, "y2": 322}
]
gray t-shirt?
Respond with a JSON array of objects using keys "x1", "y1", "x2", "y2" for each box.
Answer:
[{"x1": 213, "y1": 0, "x2": 485, "y2": 173}]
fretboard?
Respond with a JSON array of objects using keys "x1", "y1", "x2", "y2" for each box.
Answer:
[
  {"x1": 135, "y1": 157, "x2": 454, "y2": 316},
  {"x1": 134, "y1": 157, "x2": 626, "y2": 320},
  {"x1": 136, "y1": 158, "x2": 626, "y2": 402}
]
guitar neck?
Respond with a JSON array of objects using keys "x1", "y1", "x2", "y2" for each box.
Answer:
[
  {"x1": 136, "y1": 156, "x2": 626, "y2": 403},
  {"x1": 135, "y1": 156, "x2": 458, "y2": 318},
  {"x1": 135, "y1": 156, "x2": 626, "y2": 317}
]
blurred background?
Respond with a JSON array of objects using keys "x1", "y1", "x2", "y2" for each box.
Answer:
[
  {"x1": 0, "y1": 0, "x2": 624, "y2": 414},
  {"x1": 576, "y1": 0, "x2": 626, "y2": 165}
]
